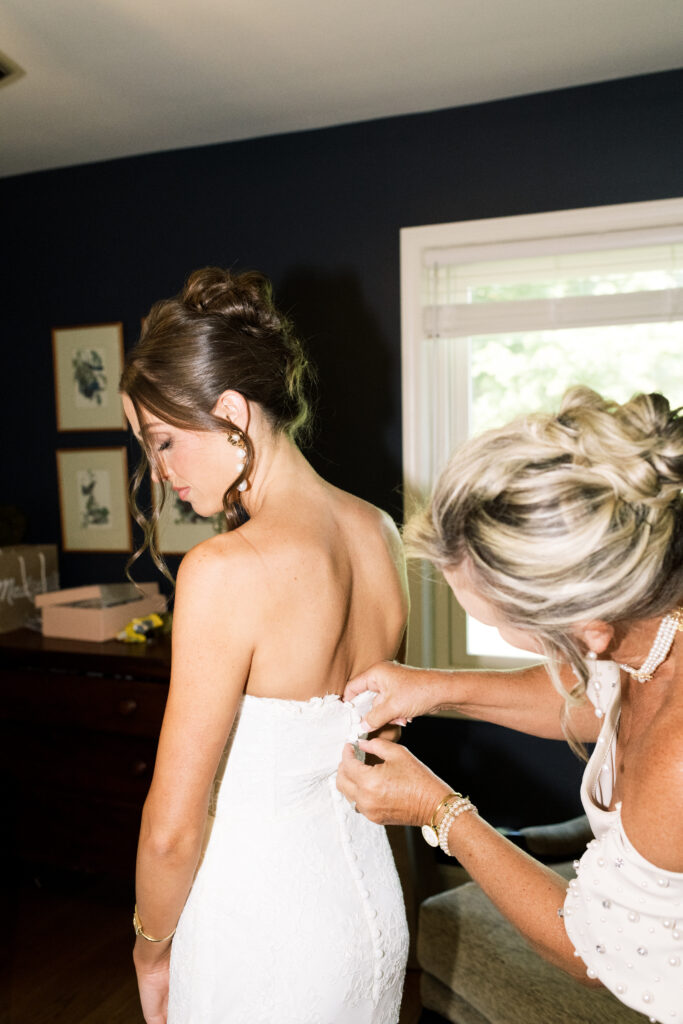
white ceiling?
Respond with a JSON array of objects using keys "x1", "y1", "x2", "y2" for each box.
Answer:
[{"x1": 1, "y1": 0, "x2": 682, "y2": 180}]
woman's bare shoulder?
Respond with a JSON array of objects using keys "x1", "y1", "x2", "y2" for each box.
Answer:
[
  {"x1": 176, "y1": 528, "x2": 268, "y2": 608},
  {"x1": 324, "y1": 486, "x2": 403, "y2": 547}
]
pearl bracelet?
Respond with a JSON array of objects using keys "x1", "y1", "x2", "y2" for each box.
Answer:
[{"x1": 438, "y1": 798, "x2": 477, "y2": 856}]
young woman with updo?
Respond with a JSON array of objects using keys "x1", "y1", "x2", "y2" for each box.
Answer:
[
  {"x1": 121, "y1": 268, "x2": 409, "y2": 1024},
  {"x1": 338, "y1": 388, "x2": 683, "y2": 1024}
]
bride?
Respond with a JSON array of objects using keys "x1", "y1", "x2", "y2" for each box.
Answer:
[{"x1": 120, "y1": 267, "x2": 409, "y2": 1024}]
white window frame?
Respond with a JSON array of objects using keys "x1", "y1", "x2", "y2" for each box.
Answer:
[{"x1": 400, "y1": 197, "x2": 683, "y2": 669}]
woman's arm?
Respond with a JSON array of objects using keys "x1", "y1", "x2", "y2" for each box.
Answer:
[
  {"x1": 344, "y1": 660, "x2": 600, "y2": 742},
  {"x1": 133, "y1": 536, "x2": 258, "y2": 1020},
  {"x1": 337, "y1": 739, "x2": 598, "y2": 983}
]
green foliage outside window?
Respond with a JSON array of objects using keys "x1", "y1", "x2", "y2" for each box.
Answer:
[{"x1": 471, "y1": 323, "x2": 683, "y2": 436}]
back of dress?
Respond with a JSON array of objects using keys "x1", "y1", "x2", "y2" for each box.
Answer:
[{"x1": 167, "y1": 492, "x2": 410, "y2": 1024}]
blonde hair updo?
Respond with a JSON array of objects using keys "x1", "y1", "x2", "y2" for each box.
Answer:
[{"x1": 405, "y1": 387, "x2": 683, "y2": 751}]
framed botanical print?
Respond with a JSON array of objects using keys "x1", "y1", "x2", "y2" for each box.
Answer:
[
  {"x1": 57, "y1": 448, "x2": 132, "y2": 552},
  {"x1": 52, "y1": 323, "x2": 126, "y2": 431},
  {"x1": 154, "y1": 483, "x2": 226, "y2": 554}
]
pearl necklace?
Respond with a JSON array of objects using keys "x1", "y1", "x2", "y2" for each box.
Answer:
[{"x1": 616, "y1": 607, "x2": 683, "y2": 683}]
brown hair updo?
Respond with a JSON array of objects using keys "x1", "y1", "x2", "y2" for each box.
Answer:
[{"x1": 120, "y1": 267, "x2": 314, "y2": 576}]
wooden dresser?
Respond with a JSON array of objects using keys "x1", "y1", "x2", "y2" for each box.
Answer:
[{"x1": 0, "y1": 629, "x2": 171, "y2": 878}]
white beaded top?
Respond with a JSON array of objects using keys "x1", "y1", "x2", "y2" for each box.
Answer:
[{"x1": 563, "y1": 661, "x2": 683, "y2": 1023}]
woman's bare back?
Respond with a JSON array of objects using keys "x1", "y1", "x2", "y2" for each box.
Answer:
[{"x1": 204, "y1": 477, "x2": 408, "y2": 701}]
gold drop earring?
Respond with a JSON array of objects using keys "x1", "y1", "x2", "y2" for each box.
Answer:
[{"x1": 228, "y1": 433, "x2": 248, "y2": 492}]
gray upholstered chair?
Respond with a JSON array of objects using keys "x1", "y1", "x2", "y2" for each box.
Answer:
[{"x1": 417, "y1": 816, "x2": 648, "y2": 1024}]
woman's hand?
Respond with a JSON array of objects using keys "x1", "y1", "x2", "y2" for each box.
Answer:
[
  {"x1": 336, "y1": 736, "x2": 451, "y2": 827},
  {"x1": 369, "y1": 722, "x2": 402, "y2": 744},
  {"x1": 343, "y1": 661, "x2": 446, "y2": 733},
  {"x1": 134, "y1": 941, "x2": 171, "y2": 1024}
]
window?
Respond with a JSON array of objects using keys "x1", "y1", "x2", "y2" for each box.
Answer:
[{"x1": 401, "y1": 198, "x2": 683, "y2": 669}]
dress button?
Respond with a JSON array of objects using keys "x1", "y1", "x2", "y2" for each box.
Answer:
[
  {"x1": 375, "y1": 948, "x2": 385, "y2": 960},
  {"x1": 367, "y1": 907, "x2": 378, "y2": 919},
  {"x1": 354, "y1": 868, "x2": 364, "y2": 880},
  {"x1": 373, "y1": 928, "x2": 382, "y2": 939},
  {"x1": 360, "y1": 888, "x2": 370, "y2": 899},
  {"x1": 374, "y1": 968, "x2": 384, "y2": 980}
]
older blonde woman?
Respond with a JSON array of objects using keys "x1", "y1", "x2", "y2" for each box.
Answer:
[{"x1": 338, "y1": 388, "x2": 683, "y2": 1024}]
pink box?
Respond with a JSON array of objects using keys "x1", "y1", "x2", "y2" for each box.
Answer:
[{"x1": 35, "y1": 582, "x2": 166, "y2": 642}]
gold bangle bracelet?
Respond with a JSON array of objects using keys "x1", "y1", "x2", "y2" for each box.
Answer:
[
  {"x1": 431, "y1": 792, "x2": 463, "y2": 830},
  {"x1": 133, "y1": 904, "x2": 177, "y2": 943},
  {"x1": 421, "y1": 792, "x2": 464, "y2": 847}
]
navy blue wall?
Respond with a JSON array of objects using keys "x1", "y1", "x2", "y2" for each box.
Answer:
[{"x1": 2, "y1": 68, "x2": 682, "y2": 823}]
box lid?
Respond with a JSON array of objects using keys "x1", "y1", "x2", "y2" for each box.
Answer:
[{"x1": 35, "y1": 581, "x2": 159, "y2": 609}]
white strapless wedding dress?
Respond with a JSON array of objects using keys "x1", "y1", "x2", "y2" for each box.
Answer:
[{"x1": 167, "y1": 692, "x2": 409, "y2": 1023}]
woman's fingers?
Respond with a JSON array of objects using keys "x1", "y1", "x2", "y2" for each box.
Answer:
[
  {"x1": 360, "y1": 696, "x2": 401, "y2": 734},
  {"x1": 338, "y1": 738, "x2": 452, "y2": 826},
  {"x1": 372, "y1": 723, "x2": 402, "y2": 744},
  {"x1": 356, "y1": 736, "x2": 397, "y2": 760},
  {"x1": 340, "y1": 740, "x2": 362, "y2": 766},
  {"x1": 337, "y1": 743, "x2": 366, "y2": 802},
  {"x1": 343, "y1": 668, "x2": 379, "y2": 703},
  {"x1": 346, "y1": 662, "x2": 432, "y2": 732}
]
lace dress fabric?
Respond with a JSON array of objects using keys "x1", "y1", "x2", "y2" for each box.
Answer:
[
  {"x1": 563, "y1": 661, "x2": 683, "y2": 1023},
  {"x1": 167, "y1": 692, "x2": 409, "y2": 1023}
]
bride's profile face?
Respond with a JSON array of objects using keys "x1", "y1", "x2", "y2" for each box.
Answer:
[{"x1": 122, "y1": 395, "x2": 240, "y2": 518}]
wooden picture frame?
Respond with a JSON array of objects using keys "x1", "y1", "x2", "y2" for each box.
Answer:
[
  {"x1": 153, "y1": 483, "x2": 226, "y2": 555},
  {"x1": 52, "y1": 323, "x2": 126, "y2": 431},
  {"x1": 57, "y1": 448, "x2": 132, "y2": 552}
]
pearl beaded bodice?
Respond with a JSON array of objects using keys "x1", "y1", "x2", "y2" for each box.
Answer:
[{"x1": 563, "y1": 661, "x2": 683, "y2": 1023}]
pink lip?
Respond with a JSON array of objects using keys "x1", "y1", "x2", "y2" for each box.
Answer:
[{"x1": 174, "y1": 487, "x2": 190, "y2": 501}]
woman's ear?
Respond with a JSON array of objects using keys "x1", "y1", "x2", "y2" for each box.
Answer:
[
  {"x1": 213, "y1": 390, "x2": 249, "y2": 431},
  {"x1": 574, "y1": 620, "x2": 615, "y2": 656}
]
